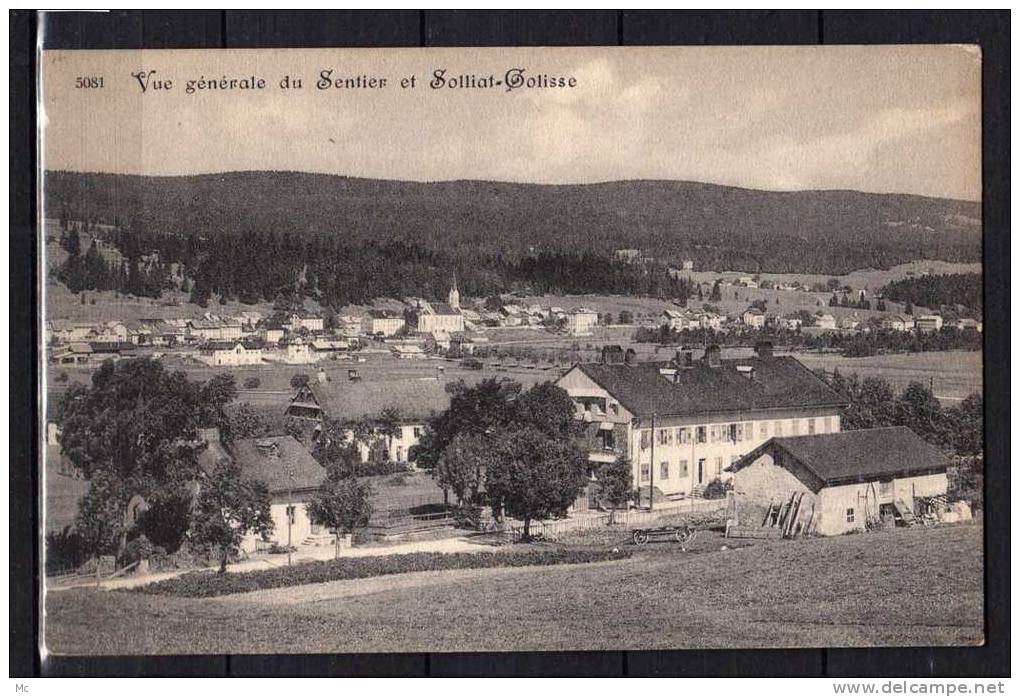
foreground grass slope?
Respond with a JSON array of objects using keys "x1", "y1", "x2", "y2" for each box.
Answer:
[{"x1": 45, "y1": 524, "x2": 982, "y2": 654}]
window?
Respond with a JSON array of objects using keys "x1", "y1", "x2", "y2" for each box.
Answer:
[
  {"x1": 879, "y1": 479, "x2": 893, "y2": 496},
  {"x1": 728, "y1": 423, "x2": 738, "y2": 442},
  {"x1": 679, "y1": 459, "x2": 689, "y2": 477},
  {"x1": 640, "y1": 430, "x2": 650, "y2": 450},
  {"x1": 846, "y1": 507, "x2": 855, "y2": 523},
  {"x1": 413, "y1": 427, "x2": 422, "y2": 438},
  {"x1": 660, "y1": 462, "x2": 669, "y2": 480},
  {"x1": 774, "y1": 420, "x2": 783, "y2": 436},
  {"x1": 658, "y1": 429, "x2": 670, "y2": 446},
  {"x1": 714, "y1": 457, "x2": 723, "y2": 476},
  {"x1": 286, "y1": 505, "x2": 296, "y2": 524},
  {"x1": 610, "y1": 403, "x2": 619, "y2": 416},
  {"x1": 599, "y1": 429, "x2": 615, "y2": 450},
  {"x1": 696, "y1": 426, "x2": 706, "y2": 444},
  {"x1": 759, "y1": 422, "x2": 769, "y2": 438},
  {"x1": 808, "y1": 418, "x2": 816, "y2": 435},
  {"x1": 677, "y1": 427, "x2": 689, "y2": 444},
  {"x1": 640, "y1": 462, "x2": 650, "y2": 482}
]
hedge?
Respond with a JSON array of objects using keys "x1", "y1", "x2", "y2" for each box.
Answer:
[{"x1": 133, "y1": 548, "x2": 631, "y2": 598}]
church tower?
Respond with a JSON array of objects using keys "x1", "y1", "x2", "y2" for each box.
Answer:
[{"x1": 448, "y1": 274, "x2": 460, "y2": 309}]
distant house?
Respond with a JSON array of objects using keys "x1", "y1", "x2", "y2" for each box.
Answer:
[
  {"x1": 681, "y1": 259, "x2": 695, "y2": 271},
  {"x1": 284, "y1": 379, "x2": 451, "y2": 463},
  {"x1": 728, "y1": 427, "x2": 951, "y2": 536},
  {"x1": 950, "y1": 318, "x2": 983, "y2": 333},
  {"x1": 282, "y1": 338, "x2": 316, "y2": 364},
  {"x1": 52, "y1": 342, "x2": 93, "y2": 365},
  {"x1": 46, "y1": 320, "x2": 96, "y2": 345},
  {"x1": 188, "y1": 317, "x2": 243, "y2": 342},
  {"x1": 741, "y1": 308, "x2": 766, "y2": 329},
  {"x1": 882, "y1": 315, "x2": 916, "y2": 332},
  {"x1": 199, "y1": 340, "x2": 264, "y2": 367},
  {"x1": 368, "y1": 310, "x2": 405, "y2": 337},
  {"x1": 288, "y1": 313, "x2": 324, "y2": 333},
  {"x1": 915, "y1": 315, "x2": 944, "y2": 332},
  {"x1": 337, "y1": 315, "x2": 365, "y2": 336},
  {"x1": 839, "y1": 312, "x2": 861, "y2": 331},
  {"x1": 814, "y1": 313, "x2": 837, "y2": 330},
  {"x1": 615, "y1": 249, "x2": 641, "y2": 263},
  {"x1": 391, "y1": 343, "x2": 426, "y2": 360},
  {"x1": 566, "y1": 308, "x2": 598, "y2": 336},
  {"x1": 778, "y1": 315, "x2": 803, "y2": 330},
  {"x1": 259, "y1": 321, "x2": 286, "y2": 345},
  {"x1": 661, "y1": 309, "x2": 687, "y2": 330}
]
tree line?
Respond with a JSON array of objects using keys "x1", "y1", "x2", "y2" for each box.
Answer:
[{"x1": 880, "y1": 273, "x2": 982, "y2": 317}]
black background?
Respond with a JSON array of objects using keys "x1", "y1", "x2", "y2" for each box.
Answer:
[{"x1": 9, "y1": 9, "x2": 1010, "y2": 678}]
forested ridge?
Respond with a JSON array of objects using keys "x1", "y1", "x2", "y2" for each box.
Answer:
[{"x1": 45, "y1": 170, "x2": 981, "y2": 307}]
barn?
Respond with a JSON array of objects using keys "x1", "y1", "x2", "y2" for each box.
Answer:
[{"x1": 727, "y1": 427, "x2": 951, "y2": 537}]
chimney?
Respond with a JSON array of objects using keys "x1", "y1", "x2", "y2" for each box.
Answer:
[
  {"x1": 754, "y1": 341, "x2": 774, "y2": 359},
  {"x1": 704, "y1": 344, "x2": 721, "y2": 368}
]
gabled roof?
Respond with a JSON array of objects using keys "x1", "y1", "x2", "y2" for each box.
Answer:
[
  {"x1": 289, "y1": 378, "x2": 452, "y2": 423},
  {"x1": 232, "y1": 435, "x2": 325, "y2": 493},
  {"x1": 571, "y1": 355, "x2": 846, "y2": 418},
  {"x1": 729, "y1": 427, "x2": 951, "y2": 486}
]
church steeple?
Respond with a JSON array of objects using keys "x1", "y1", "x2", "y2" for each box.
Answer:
[{"x1": 448, "y1": 273, "x2": 460, "y2": 309}]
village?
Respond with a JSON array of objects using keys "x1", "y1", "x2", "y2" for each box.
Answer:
[{"x1": 45, "y1": 254, "x2": 982, "y2": 588}]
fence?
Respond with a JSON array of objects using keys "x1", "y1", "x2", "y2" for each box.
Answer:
[{"x1": 503, "y1": 498, "x2": 727, "y2": 542}]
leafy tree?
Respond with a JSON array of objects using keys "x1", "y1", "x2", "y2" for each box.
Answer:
[
  {"x1": 229, "y1": 402, "x2": 268, "y2": 440},
  {"x1": 946, "y1": 392, "x2": 983, "y2": 457},
  {"x1": 290, "y1": 373, "x2": 310, "y2": 389},
  {"x1": 435, "y1": 433, "x2": 488, "y2": 506},
  {"x1": 306, "y1": 466, "x2": 374, "y2": 559},
  {"x1": 709, "y1": 280, "x2": 722, "y2": 302},
  {"x1": 593, "y1": 457, "x2": 633, "y2": 523},
  {"x1": 895, "y1": 381, "x2": 947, "y2": 448},
  {"x1": 190, "y1": 458, "x2": 273, "y2": 572},
  {"x1": 73, "y1": 469, "x2": 128, "y2": 558},
  {"x1": 59, "y1": 358, "x2": 225, "y2": 502},
  {"x1": 133, "y1": 487, "x2": 192, "y2": 553},
  {"x1": 618, "y1": 310, "x2": 634, "y2": 324},
  {"x1": 484, "y1": 427, "x2": 588, "y2": 541}
]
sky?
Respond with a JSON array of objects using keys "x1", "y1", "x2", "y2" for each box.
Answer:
[{"x1": 42, "y1": 45, "x2": 981, "y2": 200}]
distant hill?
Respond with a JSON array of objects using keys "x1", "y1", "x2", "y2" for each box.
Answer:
[{"x1": 44, "y1": 170, "x2": 981, "y2": 274}]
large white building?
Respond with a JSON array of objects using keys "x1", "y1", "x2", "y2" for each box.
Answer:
[
  {"x1": 199, "y1": 340, "x2": 264, "y2": 367},
  {"x1": 565, "y1": 308, "x2": 598, "y2": 336},
  {"x1": 555, "y1": 343, "x2": 848, "y2": 504}
]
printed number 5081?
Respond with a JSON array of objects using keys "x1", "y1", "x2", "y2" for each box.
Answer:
[{"x1": 75, "y1": 76, "x2": 104, "y2": 89}]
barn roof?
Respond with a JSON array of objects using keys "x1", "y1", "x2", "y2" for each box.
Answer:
[
  {"x1": 572, "y1": 355, "x2": 846, "y2": 418},
  {"x1": 232, "y1": 435, "x2": 325, "y2": 493},
  {"x1": 730, "y1": 427, "x2": 951, "y2": 485},
  {"x1": 290, "y1": 378, "x2": 453, "y2": 423}
]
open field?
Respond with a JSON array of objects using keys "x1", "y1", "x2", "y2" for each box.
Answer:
[
  {"x1": 792, "y1": 350, "x2": 982, "y2": 402},
  {"x1": 45, "y1": 523, "x2": 983, "y2": 654}
]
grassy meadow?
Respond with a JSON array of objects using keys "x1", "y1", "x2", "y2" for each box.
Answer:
[{"x1": 45, "y1": 523, "x2": 983, "y2": 654}]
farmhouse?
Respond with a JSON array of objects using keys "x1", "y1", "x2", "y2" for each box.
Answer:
[
  {"x1": 741, "y1": 308, "x2": 766, "y2": 329},
  {"x1": 727, "y1": 427, "x2": 951, "y2": 536},
  {"x1": 288, "y1": 312, "x2": 324, "y2": 333},
  {"x1": 368, "y1": 310, "x2": 405, "y2": 337},
  {"x1": 555, "y1": 343, "x2": 848, "y2": 502},
  {"x1": 188, "y1": 317, "x2": 243, "y2": 342},
  {"x1": 231, "y1": 435, "x2": 331, "y2": 552},
  {"x1": 814, "y1": 312, "x2": 837, "y2": 330},
  {"x1": 883, "y1": 314, "x2": 916, "y2": 332},
  {"x1": 284, "y1": 379, "x2": 449, "y2": 463},
  {"x1": 198, "y1": 340, "x2": 264, "y2": 367},
  {"x1": 915, "y1": 314, "x2": 944, "y2": 332},
  {"x1": 565, "y1": 308, "x2": 598, "y2": 336}
]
